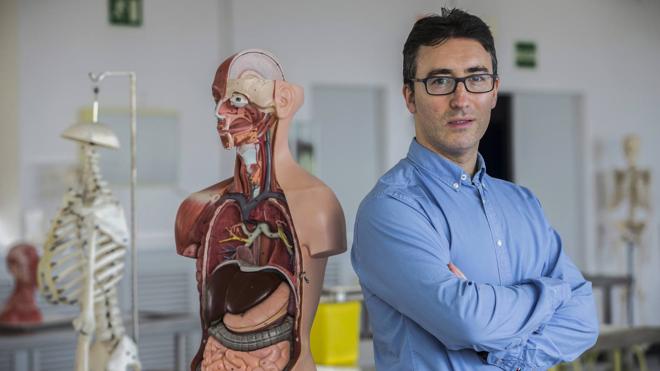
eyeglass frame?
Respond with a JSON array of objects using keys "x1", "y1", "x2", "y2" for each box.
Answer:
[{"x1": 408, "y1": 73, "x2": 499, "y2": 96}]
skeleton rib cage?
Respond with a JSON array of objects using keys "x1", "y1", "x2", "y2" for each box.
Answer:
[{"x1": 38, "y1": 146, "x2": 140, "y2": 370}]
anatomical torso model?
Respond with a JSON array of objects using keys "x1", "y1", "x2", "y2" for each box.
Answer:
[
  {"x1": 0, "y1": 243, "x2": 42, "y2": 325},
  {"x1": 175, "y1": 49, "x2": 346, "y2": 371},
  {"x1": 38, "y1": 120, "x2": 140, "y2": 371}
]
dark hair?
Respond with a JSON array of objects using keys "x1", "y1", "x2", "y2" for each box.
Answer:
[{"x1": 402, "y1": 8, "x2": 497, "y2": 90}]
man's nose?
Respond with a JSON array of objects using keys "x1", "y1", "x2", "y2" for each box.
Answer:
[{"x1": 449, "y1": 82, "x2": 470, "y2": 109}]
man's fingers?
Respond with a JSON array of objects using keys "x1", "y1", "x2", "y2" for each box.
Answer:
[{"x1": 447, "y1": 263, "x2": 467, "y2": 280}]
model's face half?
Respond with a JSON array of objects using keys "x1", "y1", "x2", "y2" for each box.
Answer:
[
  {"x1": 8, "y1": 254, "x2": 30, "y2": 284},
  {"x1": 404, "y1": 38, "x2": 499, "y2": 161},
  {"x1": 215, "y1": 75, "x2": 276, "y2": 149}
]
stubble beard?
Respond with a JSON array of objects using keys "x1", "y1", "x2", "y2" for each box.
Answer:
[{"x1": 424, "y1": 121, "x2": 487, "y2": 163}]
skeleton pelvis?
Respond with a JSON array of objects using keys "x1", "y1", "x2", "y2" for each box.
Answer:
[{"x1": 89, "y1": 335, "x2": 140, "y2": 371}]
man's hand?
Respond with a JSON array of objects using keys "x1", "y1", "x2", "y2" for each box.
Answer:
[{"x1": 448, "y1": 263, "x2": 467, "y2": 280}]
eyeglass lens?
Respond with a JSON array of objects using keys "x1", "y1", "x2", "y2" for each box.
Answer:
[{"x1": 425, "y1": 74, "x2": 494, "y2": 95}]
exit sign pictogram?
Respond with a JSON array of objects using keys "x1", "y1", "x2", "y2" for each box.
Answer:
[{"x1": 109, "y1": 0, "x2": 142, "y2": 27}]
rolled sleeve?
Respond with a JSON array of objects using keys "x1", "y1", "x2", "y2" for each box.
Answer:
[{"x1": 486, "y1": 213, "x2": 599, "y2": 369}]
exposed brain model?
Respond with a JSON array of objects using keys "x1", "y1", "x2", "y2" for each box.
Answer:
[
  {"x1": 38, "y1": 119, "x2": 140, "y2": 371},
  {"x1": 175, "y1": 49, "x2": 346, "y2": 371}
]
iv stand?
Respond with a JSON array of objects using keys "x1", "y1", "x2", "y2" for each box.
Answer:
[{"x1": 88, "y1": 71, "x2": 139, "y2": 343}]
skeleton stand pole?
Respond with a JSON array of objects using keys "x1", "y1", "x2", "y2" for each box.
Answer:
[
  {"x1": 626, "y1": 239, "x2": 635, "y2": 326},
  {"x1": 75, "y1": 214, "x2": 97, "y2": 371},
  {"x1": 88, "y1": 71, "x2": 139, "y2": 343}
]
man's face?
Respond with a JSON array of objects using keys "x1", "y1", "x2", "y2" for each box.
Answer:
[
  {"x1": 403, "y1": 38, "x2": 499, "y2": 161},
  {"x1": 213, "y1": 75, "x2": 275, "y2": 149}
]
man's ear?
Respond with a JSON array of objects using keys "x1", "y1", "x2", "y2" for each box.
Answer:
[
  {"x1": 274, "y1": 81, "x2": 303, "y2": 119},
  {"x1": 403, "y1": 84, "x2": 416, "y2": 114}
]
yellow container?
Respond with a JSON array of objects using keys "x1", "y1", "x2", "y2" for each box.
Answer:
[{"x1": 310, "y1": 300, "x2": 361, "y2": 366}]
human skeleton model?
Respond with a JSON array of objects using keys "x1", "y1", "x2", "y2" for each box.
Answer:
[
  {"x1": 175, "y1": 49, "x2": 346, "y2": 371},
  {"x1": 611, "y1": 134, "x2": 651, "y2": 245},
  {"x1": 38, "y1": 114, "x2": 140, "y2": 371},
  {"x1": 0, "y1": 243, "x2": 42, "y2": 325},
  {"x1": 609, "y1": 134, "x2": 652, "y2": 325}
]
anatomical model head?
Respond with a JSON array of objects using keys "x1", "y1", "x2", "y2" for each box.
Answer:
[
  {"x1": 0, "y1": 243, "x2": 42, "y2": 325},
  {"x1": 6, "y1": 243, "x2": 39, "y2": 288},
  {"x1": 212, "y1": 50, "x2": 285, "y2": 149}
]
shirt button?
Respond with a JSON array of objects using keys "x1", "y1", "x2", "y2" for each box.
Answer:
[
  {"x1": 497, "y1": 240, "x2": 503, "y2": 247},
  {"x1": 460, "y1": 174, "x2": 467, "y2": 181},
  {"x1": 482, "y1": 198, "x2": 486, "y2": 204},
  {"x1": 452, "y1": 182, "x2": 459, "y2": 189}
]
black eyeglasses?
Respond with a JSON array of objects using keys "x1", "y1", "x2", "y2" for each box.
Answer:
[{"x1": 409, "y1": 73, "x2": 498, "y2": 96}]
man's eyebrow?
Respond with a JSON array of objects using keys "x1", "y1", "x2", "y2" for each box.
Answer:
[
  {"x1": 466, "y1": 66, "x2": 489, "y2": 73},
  {"x1": 425, "y1": 68, "x2": 453, "y2": 76},
  {"x1": 424, "y1": 66, "x2": 490, "y2": 77}
]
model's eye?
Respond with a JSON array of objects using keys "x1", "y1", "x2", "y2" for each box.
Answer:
[{"x1": 230, "y1": 93, "x2": 249, "y2": 108}]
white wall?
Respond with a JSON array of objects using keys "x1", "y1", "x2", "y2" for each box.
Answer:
[
  {"x1": 228, "y1": 0, "x2": 660, "y2": 323},
  {"x1": 457, "y1": 0, "x2": 660, "y2": 273},
  {"x1": 4, "y1": 0, "x2": 660, "y2": 321},
  {"x1": 459, "y1": 0, "x2": 660, "y2": 324},
  {"x1": 11, "y1": 0, "x2": 234, "y2": 249},
  {"x1": 0, "y1": 0, "x2": 21, "y2": 248},
  {"x1": 228, "y1": 0, "x2": 660, "y2": 262},
  {"x1": 16, "y1": 0, "x2": 229, "y2": 210},
  {"x1": 229, "y1": 0, "x2": 441, "y2": 171}
]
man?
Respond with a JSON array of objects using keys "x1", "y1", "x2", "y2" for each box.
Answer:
[{"x1": 351, "y1": 8, "x2": 598, "y2": 371}]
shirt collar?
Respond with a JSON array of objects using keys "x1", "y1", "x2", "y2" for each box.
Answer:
[{"x1": 407, "y1": 138, "x2": 487, "y2": 190}]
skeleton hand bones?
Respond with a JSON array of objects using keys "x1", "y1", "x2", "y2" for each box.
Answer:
[{"x1": 73, "y1": 310, "x2": 96, "y2": 336}]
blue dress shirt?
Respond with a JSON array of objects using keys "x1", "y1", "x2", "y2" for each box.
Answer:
[{"x1": 351, "y1": 139, "x2": 598, "y2": 371}]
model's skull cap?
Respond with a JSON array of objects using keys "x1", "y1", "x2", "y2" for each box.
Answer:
[{"x1": 227, "y1": 49, "x2": 285, "y2": 81}]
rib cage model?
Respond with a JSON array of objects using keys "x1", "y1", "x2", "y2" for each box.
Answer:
[{"x1": 38, "y1": 144, "x2": 141, "y2": 371}]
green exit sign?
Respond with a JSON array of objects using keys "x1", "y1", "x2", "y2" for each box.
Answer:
[
  {"x1": 109, "y1": 0, "x2": 143, "y2": 27},
  {"x1": 515, "y1": 41, "x2": 536, "y2": 69}
]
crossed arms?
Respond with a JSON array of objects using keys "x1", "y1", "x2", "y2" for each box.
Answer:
[{"x1": 352, "y1": 195, "x2": 599, "y2": 370}]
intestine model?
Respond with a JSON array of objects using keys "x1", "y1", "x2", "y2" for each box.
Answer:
[
  {"x1": 37, "y1": 89, "x2": 140, "y2": 371},
  {"x1": 0, "y1": 243, "x2": 42, "y2": 325}
]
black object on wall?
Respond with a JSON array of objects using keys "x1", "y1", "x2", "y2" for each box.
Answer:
[{"x1": 480, "y1": 93, "x2": 513, "y2": 181}]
